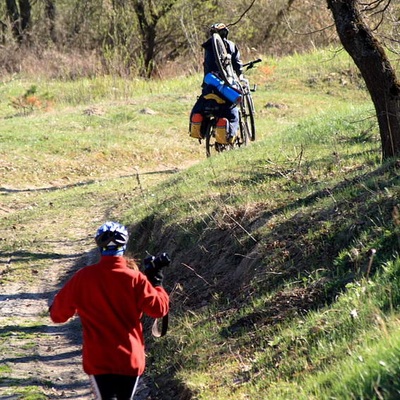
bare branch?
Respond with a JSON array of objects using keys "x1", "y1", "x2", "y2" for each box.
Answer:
[
  {"x1": 227, "y1": 0, "x2": 256, "y2": 28},
  {"x1": 360, "y1": 0, "x2": 391, "y2": 12},
  {"x1": 284, "y1": 13, "x2": 335, "y2": 36}
]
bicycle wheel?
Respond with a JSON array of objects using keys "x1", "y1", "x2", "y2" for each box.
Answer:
[
  {"x1": 238, "y1": 111, "x2": 250, "y2": 148},
  {"x1": 244, "y1": 92, "x2": 256, "y2": 141},
  {"x1": 205, "y1": 118, "x2": 230, "y2": 157},
  {"x1": 211, "y1": 33, "x2": 235, "y2": 85},
  {"x1": 205, "y1": 119, "x2": 217, "y2": 157}
]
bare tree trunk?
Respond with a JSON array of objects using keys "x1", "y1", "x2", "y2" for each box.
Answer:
[
  {"x1": 18, "y1": 0, "x2": 31, "y2": 33},
  {"x1": 44, "y1": 0, "x2": 57, "y2": 44},
  {"x1": 327, "y1": 0, "x2": 400, "y2": 160},
  {"x1": 133, "y1": 0, "x2": 156, "y2": 77},
  {"x1": 133, "y1": 0, "x2": 176, "y2": 78},
  {"x1": 5, "y1": 0, "x2": 31, "y2": 44},
  {"x1": 6, "y1": 0, "x2": 21, "y2": 40}
]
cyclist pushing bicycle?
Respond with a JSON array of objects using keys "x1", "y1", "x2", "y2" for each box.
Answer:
[{"x1": 189, "y1": 23, "x2": 244, "y2": 145}]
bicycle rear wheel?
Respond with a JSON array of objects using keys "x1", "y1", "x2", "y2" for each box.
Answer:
[
  {"x1": 211, "y1": 33, "x2": 235, "y2": 85},
  {"x1": 205, "y1": 118, "x2": 229, "y2": 157},
  {"x1": 238, "y1": 112, "x2": 250, "y2": 148},
  {"x1": 205, "y1": 119, "x2": 216, "y2": 157}
]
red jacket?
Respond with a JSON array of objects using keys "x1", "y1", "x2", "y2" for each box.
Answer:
[{"x1": 50, "y1": 256, "x2": 169, "y2": 376}]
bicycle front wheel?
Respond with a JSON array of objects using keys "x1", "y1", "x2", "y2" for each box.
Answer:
[{"x1": 244, "y1": 93, "x2": 256, "y2": 141}]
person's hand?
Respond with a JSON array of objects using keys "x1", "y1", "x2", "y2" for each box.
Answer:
[
  {"x1": 144, "y1": 266, "x2": 164, "y2": 287},
  {"x1": 143, "y1": 253, "x2": 170, "y2": 287}
]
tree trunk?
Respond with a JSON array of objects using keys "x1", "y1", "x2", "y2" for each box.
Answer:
[
  {"x1": 327, "y1": 0, "x2": 400, "y2": 160},
  {"x1": 44, "y1": 0, "x2": 57, "y2": 44},
  {"x1": 133, "y1": 0, "x2": 176, "y2": 78},
  {"x1": 6, "y1": 0, "x2": 21, "y2": 40},
  {"x1": 5, "y1": 0, "x2": 31, "y2": 43},
  {"x1": 18, "y1": 0, "x2": 31, "y2": 33},
  {"x1": 133, "y1": 0, "x2": 156, "y2": 77}
]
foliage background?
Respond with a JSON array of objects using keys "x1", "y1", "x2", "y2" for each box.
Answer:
[{"x1": 0, "y1": 0, "x2": 339, "y2": 78}]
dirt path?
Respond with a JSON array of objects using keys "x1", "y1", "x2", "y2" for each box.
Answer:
[
  {"x1": 0, "y1": 247, "x2": 93, "y2": 398},
  {"x1": 0, "y1": 170, "x2": 181, "y2": 399}
]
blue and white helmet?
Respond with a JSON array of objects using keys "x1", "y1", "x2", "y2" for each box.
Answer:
[
  {"x1": 210, "y1": 22, "x2": 229, "y2": 38},
  {"x1": 95, "y1": 221, "x2": 129, "y2": 255}
]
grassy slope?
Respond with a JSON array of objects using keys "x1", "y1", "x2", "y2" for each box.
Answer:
[
  {"x1": 124, "y1": 51, "x2": 400, "y2": 399},
  {"x1": 1, "y1": 47, "x2": 400, "y2": 399}
]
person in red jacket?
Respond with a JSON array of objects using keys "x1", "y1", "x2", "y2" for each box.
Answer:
[{"x1": 49, "y1": 221, "x2": 170, "y2": 400}]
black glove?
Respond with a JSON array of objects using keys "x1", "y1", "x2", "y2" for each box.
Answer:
[
  {"x1": 143, "y1": 253, "x2": 170, "y2": 287},
  {"x1": 144, "y1": 265, "x2": 164, "y2": 287}
]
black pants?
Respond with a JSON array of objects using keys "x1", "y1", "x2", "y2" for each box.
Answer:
[{"x1": 90, "y1": 374, "x2": 139, "y2": 400}]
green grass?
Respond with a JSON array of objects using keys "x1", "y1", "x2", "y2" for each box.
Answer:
[{"x1": 1, "y1": 46, "x2": 400, "y2": 399}]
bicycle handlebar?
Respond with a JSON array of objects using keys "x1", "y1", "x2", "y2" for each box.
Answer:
[{"x1": 243, "y1": 58, "x2": 262, "y2": 70}]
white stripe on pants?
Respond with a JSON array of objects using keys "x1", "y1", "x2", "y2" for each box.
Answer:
[{"x1": 89, "y1": 375, "x2": 139, "y2": 400}]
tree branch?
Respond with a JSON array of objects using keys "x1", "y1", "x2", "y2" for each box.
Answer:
[{"x1": 227, "y1": 0, "x2": 256, "y2": 28}]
